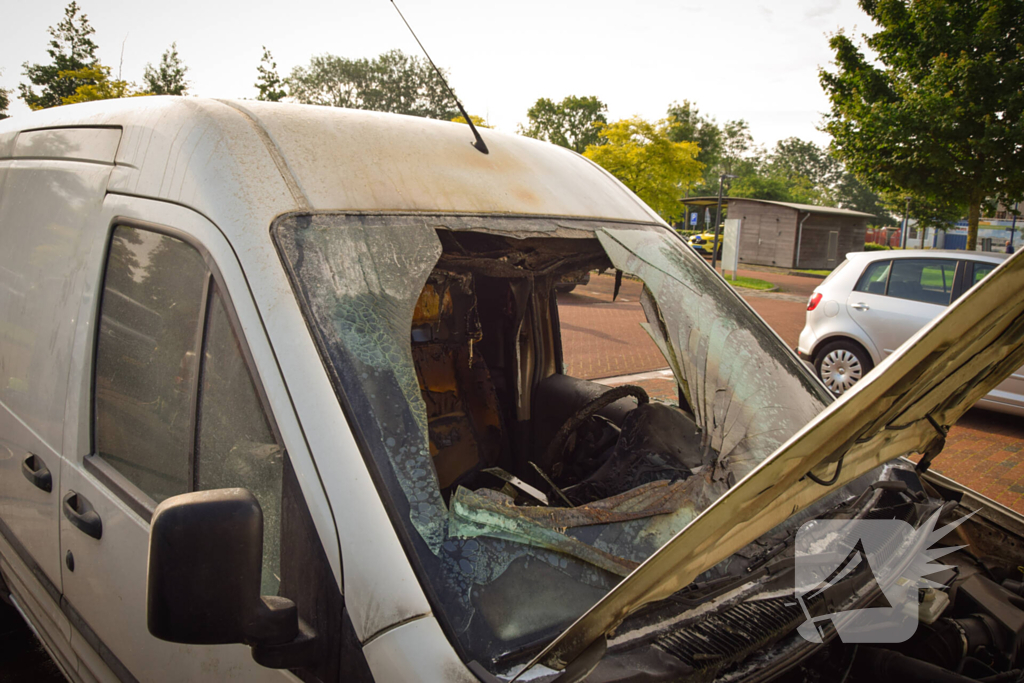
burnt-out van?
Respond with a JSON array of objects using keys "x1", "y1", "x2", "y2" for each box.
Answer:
[{"x1": 2, "y1": 98, "x2": 1024, "y2": 683}]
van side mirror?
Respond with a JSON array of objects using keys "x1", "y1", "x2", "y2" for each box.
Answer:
[{"x1": 147, "y1": 488, "x2": 316, "y2": 668}]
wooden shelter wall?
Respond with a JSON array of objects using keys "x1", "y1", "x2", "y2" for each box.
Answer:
[
  {"x1": 728, "y1": 201, "x2": 798, "y2": 268},
  {"x1": 795, "y1": 215, "x2": 868, "y2": 269}
]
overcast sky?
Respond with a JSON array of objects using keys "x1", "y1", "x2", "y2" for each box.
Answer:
[{"x1": 1, "y1": 0, "x2": 877, "y2": 149}]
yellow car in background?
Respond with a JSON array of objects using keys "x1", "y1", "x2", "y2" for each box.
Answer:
[{"x1": 687, "y1": 231, "x2": 722, "y2": 257}]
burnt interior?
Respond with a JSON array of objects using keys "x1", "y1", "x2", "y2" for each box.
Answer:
[
  {"x1": 409, "y1": 230, "x2": 1024, "y2": 683},
  {"x1": 410, "y1": 229, "x2": 703, "y2": 508}
]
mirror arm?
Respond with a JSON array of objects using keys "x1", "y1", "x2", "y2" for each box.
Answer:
[
  {"x1": 245, "y1": 595, "x2": 318, "y2": 669},
  {"x1": 251, "y1": 617, "x2": 318, "y2": 669}
]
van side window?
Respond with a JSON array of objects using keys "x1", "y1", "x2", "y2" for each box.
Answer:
[
  {"x1": 195, "y1": 287, "x2": 283, "y2": 595},
  {"x1": 853, "y1": 260, "x2": 891, "y2": 295},
  {"x1": 94, "y1": 227, "x2": 207, "y2": 502}
]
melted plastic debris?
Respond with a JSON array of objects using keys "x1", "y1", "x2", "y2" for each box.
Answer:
[{"x1": 448, "y1": 480, "x2": 714, "y2": 576}]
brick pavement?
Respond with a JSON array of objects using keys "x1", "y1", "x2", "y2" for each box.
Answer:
[
  {"x1": 557, "y1": 276, "x2": 662, "y2": 380},
  {"x1": 558, "y1": 271, "x2": 1024, "y2": 512}
]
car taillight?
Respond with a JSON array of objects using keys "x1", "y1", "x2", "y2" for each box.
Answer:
[{"x1": 807, "y1": 293, "x2": 822, "y2": 311}]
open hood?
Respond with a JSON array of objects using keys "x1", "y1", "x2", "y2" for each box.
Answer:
[{"x1": 528, "y1": 242, "x2": 1024, "y2": 673}]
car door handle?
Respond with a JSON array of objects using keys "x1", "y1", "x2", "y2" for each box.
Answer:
[
  {"x1": 63, "y1": 491, "x2": 102, "y2": 540},
  {"x1": 851, "y1": 302, "x2": 870, "y2": 311},
  {"x1": 22, "y1": 454, "x2": 53, "y2": 493}
]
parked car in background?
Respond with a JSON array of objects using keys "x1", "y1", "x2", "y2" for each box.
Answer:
[
  {"x1": 554, "y1": 270, "x2": 591, "y2": 293},
  {"x1": 798, "y1": 249, "x2": 1024, "y2": 415},
  {"x1": 687, "y1": 230, "x2": 722, "y2": 257}
]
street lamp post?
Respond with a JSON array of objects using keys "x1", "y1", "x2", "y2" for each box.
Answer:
[
  {"x1": 711, "y1": 173, "x2": 737, "y2": 271},
  {"x1": 900, "y1": 196, "x2": 911, "y2": 249},
  {"x1": 1009, "y1": 202, "x2": 1019, "y2": 254}
]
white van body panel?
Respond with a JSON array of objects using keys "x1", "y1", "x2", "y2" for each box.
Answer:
[
  {"x1": 229, "y1": 100, "x2": 659, "y2": 221},
  {"x1": 0, "y1": 136, "x2": 119, "y2": 679},
  {"x1": 362, "y1": 616, "x2": 478, "y2": 683},
  {"x1": 51, "y1": 193, "x2": 305, "y2": 682}
]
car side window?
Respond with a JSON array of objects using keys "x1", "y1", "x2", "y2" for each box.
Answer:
[
  {"x1": 888, "y1": 259, "x2": 956, "y2": 305},
  {"x1": 854, "y1": 260, "x2": 891, "y2": 295},
  {"x1": 195, "y1": 286, "x2": 284, "y2": 595},
  {"x1": 970, "y1": 261, "x2": 997, "y2": 287},
  {"x1": 94, "y1": 227, "x2": 207, "y2": 502}
]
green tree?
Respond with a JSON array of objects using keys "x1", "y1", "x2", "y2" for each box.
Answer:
[
  {"x1": 668, "y1": 102, "x2": 753, "y2": 195},
  {"x1": 768, "y1": 137, "x2": 843, "y2": 195},
  {"x1": 0, "y1": 69, "x2": 10, "y2": 120},
  {"x1": 255, "y1": 47, "x2": 287, "y2": 102},
  {"x1": 667, "y1": 101, "x2": 722, "y2": 181},
  {"x1": 143, "y1": 43, "x2": 189, "y2": 96},
  {"x1": 883, "y1": 191, "x2": 966, "y2": 234},
  {"x1": 60, "y1": 65, "x2": 148, "y2": 104},
  {"x1": 834, "y1": 173, "x2": 894, "y2": 226},
  {"x1": 584, "y1": 117, "x2": 703, "y2": 222},
  {"x1": 452, "y1": 114, "x2": 490, "y2": 128},
  {"x1": 821, "y1": 0, "x2": 1024, "y2": 250},
  {"x1": 288, "y1": 49, "x2": 458, "y2": 119},
  {"x1": 20, "y1": 1, "x2": 99, "y2": 110},
  {"x1": 729, "y1": 166, "x2": 824, "y2": 205},
  {"x1": 519, "y1": 95, "x2": 607, "y2": 154}
]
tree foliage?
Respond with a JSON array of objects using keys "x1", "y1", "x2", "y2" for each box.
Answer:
[
  {"x1": 288, "y1": 49, "x2": 458, "y2": 119},
  {"x1": 60, "y1": 65, "x2": 148, "y2": 105},
  {"x1": 883, "y1": 191, "x2": 966, "y2": 233},
  {"x1": 0, "y1": 70, "x2": 9, "y2": 120},
  {"x1": 452, "y1": 114, "x2": 490, "y2": 128},
  {"x1": 584, "y1": 117, "x2": 703, "y2": 222},
  {"x1": 730, "y1": 170, "x2": 822, "y2": 205},
  {"x1": 821, "y1": 0, "x2": 1024, "y2": 249},
  {"x1": 520, "y1": 95, "x2": 607, "y2": 154},
  {"x1": 718, "y1": 136, "x2": 892, "y2": 225},
  {"x1": 20, "y1": 1, "x2": 100, "y2": 110},
  {"x1": 143, "y1": 43, "x2": 189, "y2": 96},
  {"x1": 255, "y1": 47, "x2": 287, "y2": 102},
  {"x1": 667, "y1": 101, "x2": 753, "y2": 195}
]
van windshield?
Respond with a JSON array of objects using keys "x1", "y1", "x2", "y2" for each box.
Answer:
[{"x1": 272, "y1": 213, "x2": 831, "y2": 669}]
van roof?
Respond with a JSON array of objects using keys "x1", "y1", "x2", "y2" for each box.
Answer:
[{"x1": 0, "y1": 96, "x2": 662, "y2": 235}]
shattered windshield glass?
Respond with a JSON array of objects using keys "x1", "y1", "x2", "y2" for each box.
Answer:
[{"x1": 273, "y1": 213, "x2": 832, "y2": 667}]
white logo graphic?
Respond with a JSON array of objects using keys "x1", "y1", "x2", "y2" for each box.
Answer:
[{"x1": 792, "y1": 509, "x2": 972, "y2": 643}]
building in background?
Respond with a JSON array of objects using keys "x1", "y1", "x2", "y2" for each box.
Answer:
[{"x1": 682, "y1": 197, "x2": 874, "y2": 269}]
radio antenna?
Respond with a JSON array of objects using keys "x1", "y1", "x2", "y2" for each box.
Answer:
[{"x1": 389, "y1": 0, "x2": 489, "y2": 154}]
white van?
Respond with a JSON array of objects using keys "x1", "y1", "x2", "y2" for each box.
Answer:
[{"x1": 2, "y1": 98, "x2": 1024, "y2": 683}]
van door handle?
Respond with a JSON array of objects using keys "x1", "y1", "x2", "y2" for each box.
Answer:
[
  {"x1": 22, "y1": 454, "x2": 52, "y2": 493},
  {"x1": 851, "y1": 302, "x2": 870, "y2": 311},
  {"x1": 63, "y1": 491, "x2": 102, "y2": 540}
]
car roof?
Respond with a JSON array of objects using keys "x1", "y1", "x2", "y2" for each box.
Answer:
[{"x1": 845, "y1": 248, "x2": 1009, "y2": 264}]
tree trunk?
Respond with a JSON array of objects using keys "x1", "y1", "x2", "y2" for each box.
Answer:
[{"x1": 967, "y1": 193, "x2": 981, "y2": 251}]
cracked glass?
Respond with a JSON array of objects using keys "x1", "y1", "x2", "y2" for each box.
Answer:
[{"x1": 273, "y1": 214, "x2": 833, "y2": 667}]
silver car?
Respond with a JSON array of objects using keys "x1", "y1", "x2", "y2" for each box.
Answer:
[{"x1": 798, "y1": 249, "x2": 1024, "y2": 415}]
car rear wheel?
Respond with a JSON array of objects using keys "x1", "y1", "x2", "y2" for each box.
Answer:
[{"x1": 814, "y1": 340, "x2": 873, "y2": 396}]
